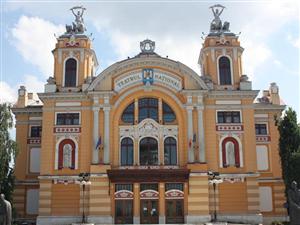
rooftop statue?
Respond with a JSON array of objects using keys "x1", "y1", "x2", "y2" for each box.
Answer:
[
  {"x1": 0, "y1": 194, "x2": 12, "y2": 225},
  {"x1": 209, "y1": 4, "x2": 230, "y2": 33},
  {"x1": 288, "y1": 181, "x2": 300, "y2": 224},
  {"x1": 65, "y1": 6, "x2": 86, "y2": 34}
]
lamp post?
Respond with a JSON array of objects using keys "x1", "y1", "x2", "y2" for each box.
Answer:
[
  {"x1": 208, "y1": 171, "x2": 223, "y2": 222},
  {"x1": 77, "y1": 173, "x2": 91, "y2": 224}
]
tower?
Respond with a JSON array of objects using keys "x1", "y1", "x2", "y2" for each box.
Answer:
[
  {"x1": 45, "y1": 6, "x2": 98, "y2": 93},
  {"x1": 199, "y1": 4, "x2": 251, "y2": 91}
]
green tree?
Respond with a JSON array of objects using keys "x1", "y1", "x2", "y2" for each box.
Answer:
[
  {"x1": 0, "y1": 103, "x2": 18, "y2": 202},
  {"x1": 276, "y1": 107, "x2": 300, "y2": 194}
]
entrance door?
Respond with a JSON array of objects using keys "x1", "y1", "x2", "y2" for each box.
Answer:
[
  {"x1": 140, "y1": 199, "x2": 159, "y2": 224},
  {"x1": 165, "y1": 199, "x2": 184, "y2": 224},
  {"x1": 115, "y1": 200, "x2": 133, "y2": 224}
]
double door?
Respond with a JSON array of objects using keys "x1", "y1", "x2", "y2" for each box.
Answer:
[
  {"x1": 165, "y1": 199, "x2": 184, "y2": 224},
  {"x1": 140, "y1": 199, "x2": 159, "y2": 224},
  {"x1": 115, "y1": 200, "x2": 133, "y2": 224}
]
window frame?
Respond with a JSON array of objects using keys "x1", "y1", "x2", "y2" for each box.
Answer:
[
  {"x1": 29, "y1": 125, "x2": 42, "y2": 138},
  {"x1": 216, "y1": 110, "x2": 242, "y2": 124},
  {"x1": 63, "y1": 57, "x2": 78, "y2": 87},
  {"x1": 139, "y1": 137, "x2": 159, "y2": 166},
  {"x1": 255, "y1": 123, "x2": 268, "y2": 135},
  {"x1": 121, "y1": 102, "x2": 135, "y2": 124},
  {"x1": 120, "y1": 137, "x2": 134, "y2": 166},
  {"x1": 164, "y1": 137, "x2": 178, "y2": 165},
  {"x1": 55, "y1": 112, "x2": 81, "y2": 125},
  {"x1": 217, "y1": 55, "x2": 233, "y2": 86},
  {"x1": 162, "y1": 101, "x2": 176, "y2": 124},
  {"x1": 138, "y1": 98, "x2": 159, "y2": 122}
]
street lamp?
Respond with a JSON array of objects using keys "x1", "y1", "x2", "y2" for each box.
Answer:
[
  {"x1": 208, "y1": 171, "x2": 223, "y2": 222},
  {"x1": 77, "y1": 173, "x2": 91, "y2": 224}
]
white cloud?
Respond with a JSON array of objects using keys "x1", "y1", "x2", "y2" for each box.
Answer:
[
  {"x1": 22, "y1": 74, "x2": 44, "y2": 93},
  {"x1": 287, "y1": 34, "x2": 300, "y2": 48},
  {"x1": 0, "y1": 81, "x2": 17, "y2": 104},
  {"x1": 11, "y1": 16, "x2": 64, "y2": 77}
]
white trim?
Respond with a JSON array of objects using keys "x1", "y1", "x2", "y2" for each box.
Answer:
[
  {"x1": 55, "y1": 136, "x2": 79, "y2": 170},
  {"x1": 215, "y1": 100, "x2": 241, "y2": 105},
  {"x1": 163, "y1": 136, "x2": 178, "y2": 166},
  {"x1": 216, "y1": 109, "x2": 243, "y2": 123},
  {"x1": 54, "y1": 111, "x2": 81, "y2": 125},
  {"x1": 216, "y1": 55, "x2": 234, "y2": 86},
  {"x1": 219, "y1": 134, "x2": 244, "y2": 168},
  {"x1": 62, "y1": 57, "x2": 79, "y2": 87},
  {"x1": 28, "y1": 124, "x2": 42, "y2": 138},
  {"x1": 119, "y1": 136, "x2": 135, "y2": 166},
  {"x1": 254, "y1": 114, "x2": 268, "y2": 118},
  {"x1": 55, "y1": 102, "x2": 81, "y2": 107},
  {"x1": 29, "y1": 116, "x2": 42, "y2": 120}
]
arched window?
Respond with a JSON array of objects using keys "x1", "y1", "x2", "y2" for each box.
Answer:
[
  {"x1": 140, "y1": 137, "x2": 158, "y2": 165},
  {"x1": 221, "y1": 137, "x2": 240, "y2": 168},
  {"x1": 121, "y1": 138, "x2": 134, "y2": 166},
  {"x1": 58, "y1": 139, "x2": 75, "y2": 169},
  {"x1": 218, "y1": 56, "x2": 232, "y2": 85},
  {"x1": 163, "y1": 102, "x2": 176, "y2": 123},
  {"x1": 64, "y1": 58, "x2": 77, "y2": 87},
  {"x1": 121, "y1": 102, "x2": 134, "y2": 124},
  {"x1": 164, "y1": 137, "x2": 177, "y2": 165},
  {"x1": 138, "y1": 98, "x2": 158, "y2": 122}
]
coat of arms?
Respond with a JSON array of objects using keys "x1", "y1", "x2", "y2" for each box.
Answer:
[{"x1": 142, "y1": 68, "x2": 154, "y2": 86}]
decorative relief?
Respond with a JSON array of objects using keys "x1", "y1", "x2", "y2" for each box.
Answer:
[
  {"x1": 165, "y1": 190, "x2": 184, "y2": 199},
  {"x1": 27, "y1": 138, "x2": 41, "y2": 144},
  {"x1": 140, "y1": 190, "x2": 159, "y2": 199},
  {"x1": 256, "y1": 135, "x2": 271, "y2": 143},
  {"x1": 114, "y1": 190, "x2": 134, "y2": 199},
  {"x1": 54, "y1": 127, "x2": 81, "y2": 133},
  {"x1": 216, "y1": 124, "x2": 243, "y2": 132},
  {"x1": 119, "y1": 119, "x2": 178, "y2": 140},
  {"x1": 222, "y1": 177, "x2": 244, "y2": 183}
]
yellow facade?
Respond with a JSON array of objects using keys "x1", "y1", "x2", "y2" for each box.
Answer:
[{"x1": 12, "y1": 7, "x2": 286, "y2": 225}]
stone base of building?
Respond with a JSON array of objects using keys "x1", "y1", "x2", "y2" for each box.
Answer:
[
  {"x1": 186, "y1": 215, "x2": 211, "y2": 223},
  {"x1": 263, "y1": 216, "x2": 289, "y2": 225},
  {"x1": 216, "y1": 213, "x2": 263, "y2": 224},
  {"x1": 37, "y1": 216, "x2": 113, "y2": 225}
]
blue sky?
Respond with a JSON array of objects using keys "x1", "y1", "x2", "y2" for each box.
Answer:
[{"x1": 1, "y1": 1, "x2": 299, "y2": 121}]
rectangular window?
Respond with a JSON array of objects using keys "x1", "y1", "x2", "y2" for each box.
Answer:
[
  {"x1": 29, "y1": 147, "x2": 40, "y2": 173},
  {"x1": 115, "y1": 184, "x2": 133, "y2": 192},
  {"x1": 30, "y1": 126, "x2": 42, "y2": 137},
  {"x1": 217, "y1": 111, "x2": 241, "y2": 123},
  {"x1": 256, "y1": 145, "x2": 269, "y2": 171},
  {"x1": 165, "y1": 183, "x2": 184, "y2": 191},
  {"x1": 255, "y1": 124, "x2": 267, "y2": 135},
  {"x1": 56, "y1": 113, "x2": 79, "y2": 125},
  {"x1": 140, "y1": 183, "x2": 158, "y2": 191}
]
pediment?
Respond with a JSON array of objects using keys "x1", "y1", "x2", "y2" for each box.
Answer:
[{"x1": 88, "y1": 57, "x2": 208, "y2": 92}]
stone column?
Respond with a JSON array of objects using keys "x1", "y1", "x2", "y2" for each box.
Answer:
[
  {"x1": 159, "y1": 182, "x2": 165, "y2": 224},
  {"x1": 197, "y1": 106, "x2": 206, "y2": 163},
  {"x1": 92, "y1": 107, "x2": 100, "y2": 164},
  {"x1": 133, "y1": 183, "x2": 140, "y2": 224},
  {"x1": 186, "y1": 106, "x2": 194, "y2": 163},
  {"x1": 103, "y1": 107, "x2": 111, "y2": 164}
]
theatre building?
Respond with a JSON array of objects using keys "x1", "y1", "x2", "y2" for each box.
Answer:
[{"x1": 12, "y1": 6, "x2": 287, "y2": 225}]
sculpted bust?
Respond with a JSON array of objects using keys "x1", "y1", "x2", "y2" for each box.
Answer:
[
  {"x1": 0, "y1": 194, "x2": 12, "y2": 225},
  {"x1": 288, "y1": 181, "x2": 300, "y2": 225}
]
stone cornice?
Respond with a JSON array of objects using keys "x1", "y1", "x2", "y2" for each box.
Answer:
[
  {"x1": 207, "y1": 90, "x2": 259, "y2": 99},
  {"x1": 254, "y1": 103, "x2": 285, "y2": 111},
  {"x1": 12, "y1": 107, "x2": 43, "y2": 115},
  {"x1": 38, "y1": 92, "x2": 89, "y2": 101}
]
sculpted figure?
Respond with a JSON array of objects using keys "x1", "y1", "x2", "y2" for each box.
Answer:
[
  {"x1": 0, "y1": 194, "x2": 12, "y2": 225},
  {"x1": 288, "y1": 181, "x2": 300, "y2": 224}
]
